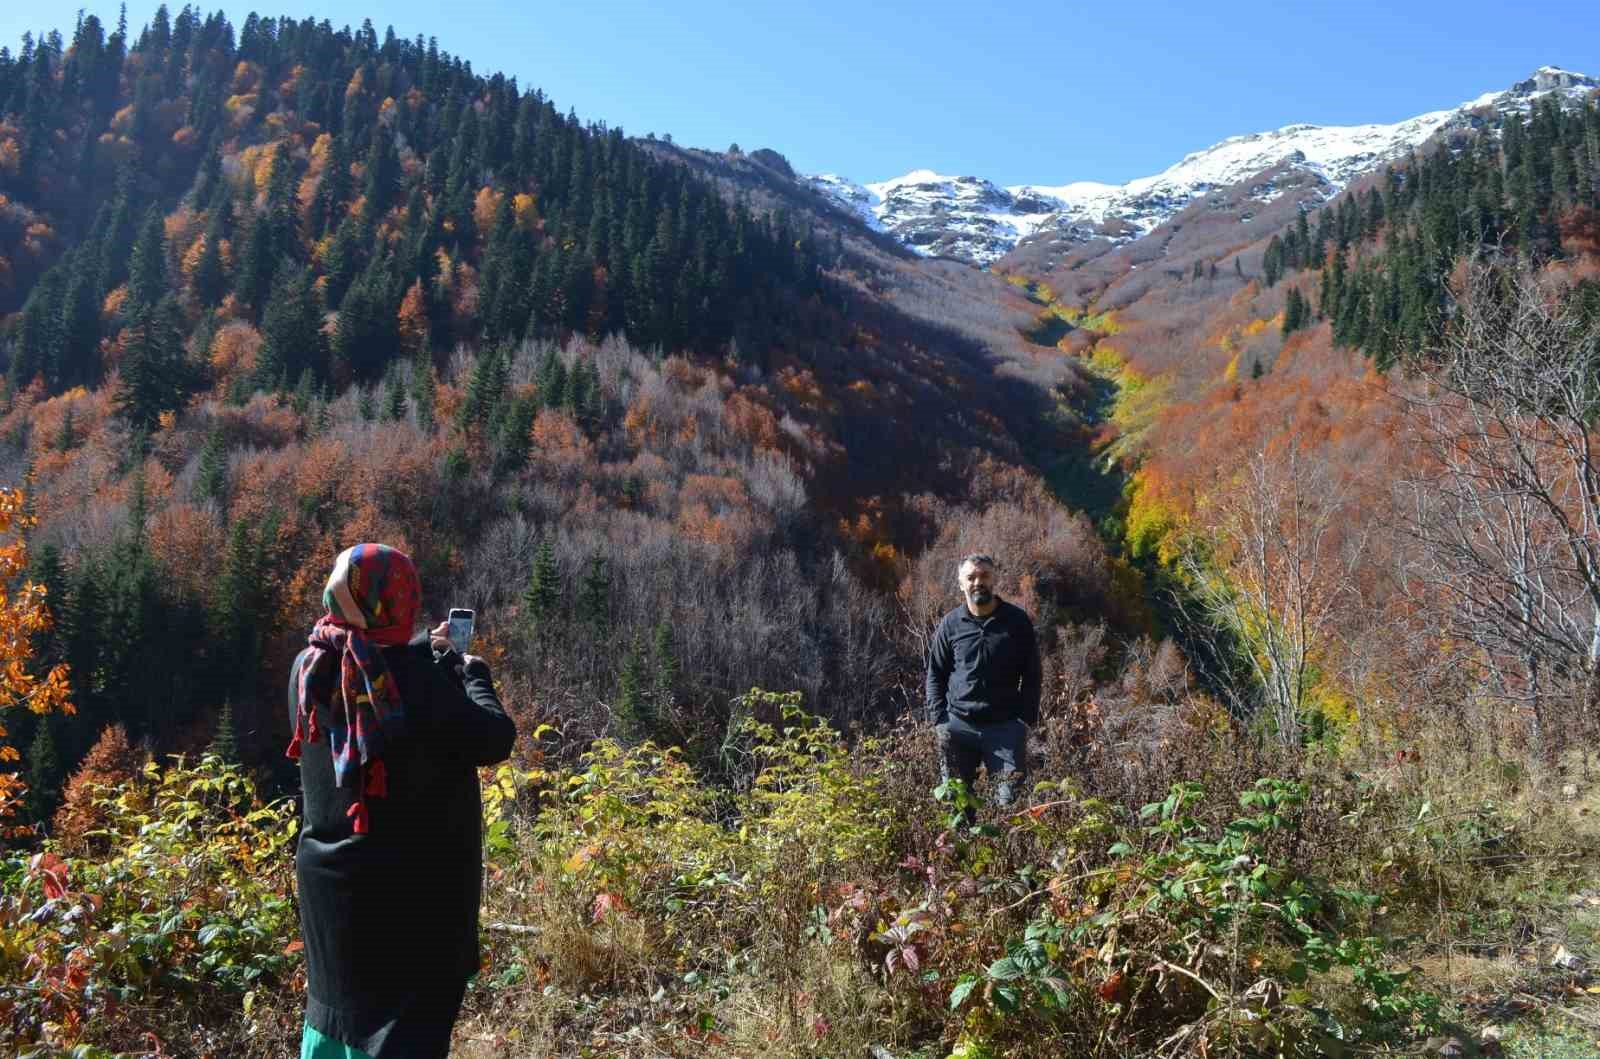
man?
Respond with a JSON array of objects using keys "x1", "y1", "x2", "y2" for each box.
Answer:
[{"x1": 925, "y1": 553, "x2": 1042, "y2": 809}]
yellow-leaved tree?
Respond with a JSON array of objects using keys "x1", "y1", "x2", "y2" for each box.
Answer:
[{"x1": 0, "y1": 488, "x2": 73, "y2": 834}]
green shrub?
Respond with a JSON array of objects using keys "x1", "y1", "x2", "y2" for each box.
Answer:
[{"x1": 0, "y1": 754, "x2": 300, "y2": 1057}]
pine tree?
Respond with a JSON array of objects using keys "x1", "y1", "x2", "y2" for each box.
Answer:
[
  {"x1": 522, "y1": 537, "x2": 560, "y2": 639},
  {"x1": 210, "y1": 517, "x2": 263, "y2": 701},
  {"x1": 312, "y1": 133, "x2": 352, "y2": 238},
  {"x1": 458, "y1": 346, "x2": 508, "y2": 431},
  {"x1": 193, "y1": 211, "x2": 228, "y2": 308},
  {"x1": 650, "y1": 618, "x2": 677, "y2": 711},
  {"x1": 495, "y1": 393, "x2": 537, "y2": 471},
  {"x1": 57, "y1": 256, "x2": 101, "y2": 388},
  {"x1": 97, "y1": 181, "x2": 138, "y2": 295},
  {"x1": 614, "y1": 643, "x2": 650, "y2": 742},
  {"x1": 1282, "y1": 287, "x2": 1306, "y2": 336},
  {"x1": 194, "y1": 425, "x2": 228, "y2": 507},
  {"x1": 363, "y1": 124, "x2": 400, "y2": 218},
  {"x1": 115, "y1": 299, "x2": 193, "y2": 431},
  {"x1": 26, "y1": 717, "x2": 62, "y2": 824},
  {"x1": 126, "y1": 206, "x2": 168, "y2": 316},
  {"x1": 256, "y1": 266, "x2": 325, "y2": 388},
  {"x1": 331, "y1": 262, "x2": 398, "y2": 380},
  {"x1": 1262, "y1": 236, "x2": 1284, "y2": 288},
  {"x1": 234, "y1": 212, "x2": 277, "y2": 315},
  {"x1": 56, "y1": 406, "x2": 77, "y2": 451},
  {"x1": 210, "y1": 698, "x2": 239, "y2": 763},
  {"x1": 411, "y1": 351, "x2": 436, "y2": 433},
  {"x1": 536, "y1": 345, "x2": 567, "y2": 409},
  {"x1": 322, "y1": 213, "x2": 371, "y2": 309},
  {"x1": 290, "y1": 368, "x2": 316, "y2": 416},
  {"x1": 26, "y1": 541, "x2": 67, "y2": 669},
  {"x1": 382, "y1": 366, "x2": 407, "y2": 421},
  {"x1": 577, "y1": 554, "x2": 609, "y2": 637}
]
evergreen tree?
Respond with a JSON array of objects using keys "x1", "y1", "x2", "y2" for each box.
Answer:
[
  {"x1": 312, "y1": 133, "x2": 352, "y2": 238},
  {"x1": 536, "y1": 345, "x2": 567, "y2": 409},
  {"x1": 210, "y1": 698, "x2": 239, "y2": 763},
  {"x1": 234, "y1": 212, "x2": 277, "y2": 315},
  {"x1": 55, "y1": 406, "x2": 77, "y2": 452},
  {"x1": 126, "y1": 206, "x2": 168, "y2": 316},
  {"x1": 494, "y1": 392, "x2": 537, "y2": 471},
  {"x1": 97, "y1": 181, "x2": 139, "y2": 295},
  {"x1": 382, "y1": 366, "x2": 407, "y2": 421},
  {"x1": 613, "y1": 643, "x2": 649, "y2": 742},
  {"x1": 26, "y1": 717, "x2": 62, "y2": 824},
  {"x1": 650, "y1": 618, "x2": 677, "y2": 711},
  {"x1": 209, "y1": 517, "x2": 265, "y2": 701},
  {"x1": 331, "y1": 262, "x2": 398, "y2": 380},
  {"x1": 26, "y1": 541, "x2": 67, "y2": 669},
  {"x1": 256, "y1": 266, "x2": 326, "y2": 387},
  {"x1": 363, "y1": 124, "x2": 400, "y2": 218},
  {"x1": 193, "y1": 207, "x2": 229, "y2": 308},
  {"x1": 411, "y1": 351, "x2": 437, "y2": 433},
  {"x1": 457, "y1": 346, "x2": 508, "y2": 431},
  {"x1": 291, "y1": 368, "x2": 316, "y2": 416},
  {"x1": 194, "y1": 425, "x2": 228, "y2": 507},
  {"x1": 57, "y1": 256, "x2": 101, "y2": 388},
  {"x1": 522, "y1": 537, "x2": 559, "y2": 639},
  {"x1": 1282, "y1": 287, "x2": 1306, "y2": 336},
  {"x1": 115, "y1": 299, "x2": 194, "y2": 431},
  {"x1": 576, "y1": 554, "x2": 609, "y2": 638},
  {"x1": 322, "y1": 213, "x2": 371, "y2": 309}
]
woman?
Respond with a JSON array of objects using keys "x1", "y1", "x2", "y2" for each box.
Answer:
[{"x1": 287, "y1": 543, "x2": 515, "y2": 1058}]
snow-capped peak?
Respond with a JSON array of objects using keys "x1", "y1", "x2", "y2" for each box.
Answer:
[{"x1": 810, "y1": 67, "x2": 1599, "y2": 266}]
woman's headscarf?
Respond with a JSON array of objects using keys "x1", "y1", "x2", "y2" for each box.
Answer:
[{"x1": 287, "y1": 543, "x2": 422, "y2": 834}]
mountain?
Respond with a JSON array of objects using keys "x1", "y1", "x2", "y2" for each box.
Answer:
[{"x1": 811, "y1": 66, "x2": 1600, "y2": 265}]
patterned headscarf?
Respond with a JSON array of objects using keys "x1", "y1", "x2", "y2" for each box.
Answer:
[{"x1": 287, "y1": 543, "x2": 422, "y2": 834}]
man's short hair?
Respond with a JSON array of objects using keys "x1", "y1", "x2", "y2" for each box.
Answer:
[{"x1": 957, "y1": 553, "x2": 996, "y2": 577}]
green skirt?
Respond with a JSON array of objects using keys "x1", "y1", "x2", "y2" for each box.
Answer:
[{"x1": 301, "y1": 1023, "x2": 375, "y2": 1059}]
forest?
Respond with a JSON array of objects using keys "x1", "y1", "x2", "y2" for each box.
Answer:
[{"x1": 2, "y1": 6, "x2": 1600, "y2": 1058}]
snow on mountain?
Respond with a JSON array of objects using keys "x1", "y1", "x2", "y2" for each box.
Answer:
[{"x1": 810, "y1": 68, "x2": 1600, "y2": 266}]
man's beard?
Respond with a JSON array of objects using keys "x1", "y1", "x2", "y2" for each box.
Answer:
[{"x1": 969, "y1": 588, "x2": 993, "y2": 605}]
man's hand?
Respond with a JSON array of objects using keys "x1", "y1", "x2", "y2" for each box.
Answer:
[{"x1": 429, "y1": 620, "x2": 452, "y2": 654}]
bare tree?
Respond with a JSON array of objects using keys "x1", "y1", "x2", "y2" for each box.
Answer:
[
  {"x1": 1178, "y1": 448, "x2": 1359, "y2": 745},
  {"x1": 1397, "y1": 263, "x2": 1600, "y2": 757}
]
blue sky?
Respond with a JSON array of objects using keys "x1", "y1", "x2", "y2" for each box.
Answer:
[{"x1": 3, "y1": 0, "x2": 1596, "y2": 186}]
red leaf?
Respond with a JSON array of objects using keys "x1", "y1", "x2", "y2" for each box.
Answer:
[
  {"x1": 592, "y1": 892, "x2": 625, "y2": 923},
  {"x1": 29, "y1": 852, "x2": 68, "y2": 900},
  {"x1": 283, "y1": 940, "x2": 304, "y2": 956}
]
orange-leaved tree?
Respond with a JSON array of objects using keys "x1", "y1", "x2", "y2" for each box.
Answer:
[{"x1": 0, "y1": 488, "x2": 73, "y2": 835}]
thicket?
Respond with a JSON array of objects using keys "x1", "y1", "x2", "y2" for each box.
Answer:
[{"x1": 14, "y1": 667, "x2": 1595, "y2": 1057}]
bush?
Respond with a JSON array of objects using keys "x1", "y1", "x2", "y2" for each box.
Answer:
[
  {"x1": 939, "y1": 779, "x2": 1439, "y2": 1057},
  {"x1": 0, "y1": 754, "x2": 300, "y2": 1057}
]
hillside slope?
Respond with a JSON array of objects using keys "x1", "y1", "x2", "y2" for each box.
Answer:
[{"x1": 811, "y1": 66, "x2": 1599, "y2": 264}]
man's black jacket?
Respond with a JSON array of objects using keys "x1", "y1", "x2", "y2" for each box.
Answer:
[
  {"x1": 925, "y1": 598, "x2": 1042, "y2": 727},
  {"x1": 289, "y1": 640, "x2": 515, "y2": 1050}
]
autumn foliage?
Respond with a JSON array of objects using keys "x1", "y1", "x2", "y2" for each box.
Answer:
[{"x1": 0, "y1": 489, "x2": 73, "y2": 833}]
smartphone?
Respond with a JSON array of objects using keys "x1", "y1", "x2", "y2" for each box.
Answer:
[{"x1": 447, "y1": 608, "x2": 475, "y2": 654}]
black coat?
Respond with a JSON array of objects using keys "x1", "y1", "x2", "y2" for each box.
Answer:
[
  {"x1": 289, "y1": 641, "x2": 515, "y2": 1050},
  {"x1": 925, "y1": 599, "x2": 1042, "y2": 727}
]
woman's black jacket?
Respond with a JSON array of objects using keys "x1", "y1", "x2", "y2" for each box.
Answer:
[{"x1": 288, "y1": 640, "x2": 516, "y2": 1046}]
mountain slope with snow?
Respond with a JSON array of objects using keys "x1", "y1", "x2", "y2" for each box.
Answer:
[{"x1": 812, "y1": 67, "x2": 1599, "y2": 265}]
